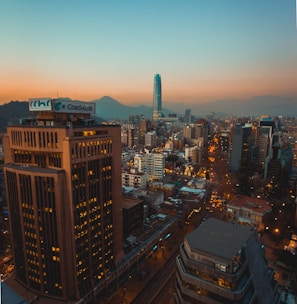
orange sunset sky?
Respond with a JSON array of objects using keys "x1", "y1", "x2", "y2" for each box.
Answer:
[{"x1": 0, "y1": 1, "x2": 296, "y2": 106}]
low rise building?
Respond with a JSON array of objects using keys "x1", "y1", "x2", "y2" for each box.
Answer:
[
  {"x1": 122, "y1": 167, "x2": 147, "y2": 189},
  {"x1": 148, "y1": 182, "x2": 176, "y2": 200},
  {"x1": 226, "y1": 195, "x2": 272, "y2": 231}
]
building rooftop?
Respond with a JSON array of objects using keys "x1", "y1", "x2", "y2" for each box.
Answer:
[
  {"x1": 150, "y1": 182, "x2": 175, "y2": 189},
  {"x1": 227, "y1": 195, "x2": 272, "y2": 214},
  {"x1": 122, "y1": 196, "x2": 143, "y2": 209},
  {"x1": 179, "y1": 186, "x2": 206, "y2": 197},
  {"x1": 185, "y1": 218, "x2": 254, "y2": 260}
]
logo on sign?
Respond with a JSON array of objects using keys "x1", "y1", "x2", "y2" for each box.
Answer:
[
  {"x1": 54, "y1": 101, "x2": 66, "y2": 111},
  {"x1": 29, "y1": 99, "x2": 51, "y2": 108}
]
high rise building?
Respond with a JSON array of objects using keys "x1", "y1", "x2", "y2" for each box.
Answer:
[
  {"x1": 230, "y1": 123, "x2": 254, "y2": 171},
  {"x1": 153, "y1": 74, "x2": 162, "y2": 121},
  {"x1": 175, "y1": 218, "x2": 279, "y2": 304},
  {"x1": 3, "y1": 98, "x2": 123, "y2": 302},
  {"x1": 257, "y1": 126, "x2": 272, "y2": 168},
  {"x1": 264, "y1": 133, "x2": 293, "y2": 184},
  {"x1": 121, "y1": 123, "x2": 138, "y2": 148},
  {"x1": 184, "y1": 109, "x2": 191, "y2": 123}
]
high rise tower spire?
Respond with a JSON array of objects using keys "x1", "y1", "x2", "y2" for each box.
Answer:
[{"x1": 153, "y1": 74, "x2": 162, "y2": 121}]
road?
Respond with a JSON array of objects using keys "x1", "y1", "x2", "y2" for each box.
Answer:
[
  {"x1": 150, "y1": 269, "x2": 176, "y2": 304},
  {"x1": 131, "y1": 248, "x2": 178, "y2": 304}
]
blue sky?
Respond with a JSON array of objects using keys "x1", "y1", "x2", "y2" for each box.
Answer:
[{"x1": 0, "y1": 0, "x2": 296, "y2": 105}]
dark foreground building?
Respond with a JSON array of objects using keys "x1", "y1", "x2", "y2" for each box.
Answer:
[
  {"x1": 175, "y1": 218, "x2": 280, "y2": 304},
  {"x1": 3, "y1": 98, "x2": 123, "y2": 302}
]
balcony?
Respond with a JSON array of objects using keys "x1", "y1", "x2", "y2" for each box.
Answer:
[{"x1": 176, "y1": 255, "x2": 252, "y2": 302}]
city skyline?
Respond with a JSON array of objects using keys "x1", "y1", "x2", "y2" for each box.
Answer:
[{"x1": 0, "y1": 1, "x2": 296, "y2": 106}]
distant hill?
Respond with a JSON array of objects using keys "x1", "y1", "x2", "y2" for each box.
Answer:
[
  {"x1": 93, "y1": 96, "x2": 174, "y2": 120},
  {"x1": 0, "y1": 101, "x2": 30, "y2": 133}
]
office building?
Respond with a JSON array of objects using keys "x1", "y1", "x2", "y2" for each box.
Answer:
[
  {"x1": 183, "y1": 125, "x2": 195, "y2": 144},
  {"x1": 175, "y1": 218, "x2": 279, "y2": 304},
  {"x1": 121, "y1": 123, "x2": 138, "y2": 148},
  {"x1": 230, "y1": 123, "x2": 254, "y2": 171},
  {"x1": 264, "y1": 133, "x2": 293, "y2": 197},
  {"x1": 153, "y1": 74, "x2": 162, "y2": 121},
  {"x1": 144, "y1": 131, "x2": 157, "y2": 147},
  {"x1": 194, "y1": 121, "x2": 209, "y2": 147},
  {"x1": 184, "y1": 109, "x2": 191, "y2": 123},
  {"x1": 3, "y1": 98, "x2": 123, "y2": 302},
  {"x1": 257, "y1": 126, "x2": 272, "y2": 168},
  {"x1": 260, "y1": 116, "x2": 280, "y2": 134},
  {"x1": 183, "y1": 122, "x2": 209, "y2": 148}
]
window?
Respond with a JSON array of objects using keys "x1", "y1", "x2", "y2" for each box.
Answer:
[{"x1": 215, "y1": 262, "x2": 227, "y2": 272}]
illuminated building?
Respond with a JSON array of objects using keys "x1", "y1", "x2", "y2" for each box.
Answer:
[
  {"x1": 3, "y1": 98, "x2": 123, "y2": 302},
  {"x1": 175, "y1": 218, "x2": 279, "y2": 304}
]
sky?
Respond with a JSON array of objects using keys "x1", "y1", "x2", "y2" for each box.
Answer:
[{"x1": 0, "y1": 0, "x2": 296, "y2": 106}]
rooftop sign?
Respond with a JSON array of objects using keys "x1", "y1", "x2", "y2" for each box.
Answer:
[
  {"x1": 28, "y1": 98, "x2": 95, "y2": 114},
  {"x1": 53, "y1": 100, "x2": 95, "y2": 114},
  {"x1": 29, "y1": 98, "x2": 52, "y2": 111}
]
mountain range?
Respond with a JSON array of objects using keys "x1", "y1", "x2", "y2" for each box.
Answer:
[
  {"x1": 167, "y1": 95, "x2": 297, "y2": 117},
  {"x1": 82, "y1": 95, "x2": 297, "y2": 119},
  {"x1": 92, "y1": 96, "x2": 174, "y2": 120},
  {"x1": 0, "y1": 95, "x2": 296, "y2": 133}
]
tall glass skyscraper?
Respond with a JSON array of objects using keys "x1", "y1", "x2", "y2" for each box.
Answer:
[{"x1": 153, "y1": 74, "x2": 162, "y2": 121}]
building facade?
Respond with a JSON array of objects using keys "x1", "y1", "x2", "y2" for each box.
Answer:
[
  {"x1": 144, "y1": 131, "x2": 157, "y2": 147},
  {"x1": 134, "y1": 152, "x2": 165, "y2": 181},
  {"x1": 121, "y1": 123, "x2": 138, "y2": 148},
  {"x1": 122, "y1": 167, "x2": 147, "y2": 189},
  {"x1": 3, "y1": 98, "x2": 124, "y2": 301},
  {"x1": 230, "y1": 123, "x2": 253, "y2": 171},
  {"x1": 122, "y1": 196, "x2": 144, "y2": 239}
]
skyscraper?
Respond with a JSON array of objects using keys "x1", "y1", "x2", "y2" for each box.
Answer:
[
  {"x1": 3, "y1": 98, "x2": 123, "y2": 302},
  {"x1": 153, "y1": 74, "x2": 162, "y2": 121},
  {"x1": 184, "y1": 109, "x2": 191, "y2": 123},
  {"x1": 230, "y1": 123, "x2": 253, "y2": 171}
]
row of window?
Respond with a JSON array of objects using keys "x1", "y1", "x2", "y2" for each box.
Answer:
[
  {"x1": 11, "y1": 130, "x2": 59, "y2": 148},
  {"x1": 14, "y1": 150, "x2": 62, "y2": 168},
  {"x1": 71, "y1": 139, "x2": 113, "y2": 159}
]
